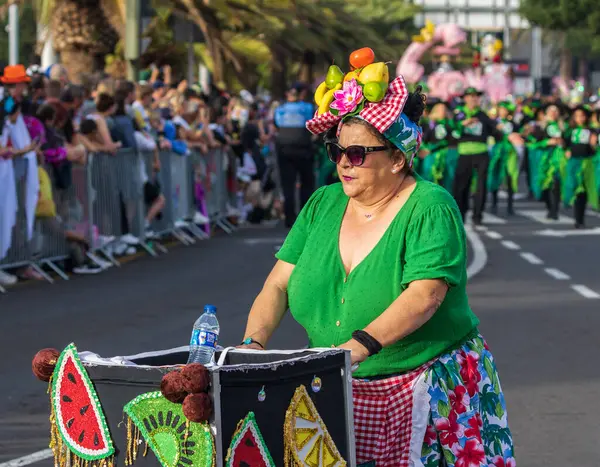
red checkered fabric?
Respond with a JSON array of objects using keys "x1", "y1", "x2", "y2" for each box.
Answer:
[
  {"x1": 352, "y1": 361, "x2": 430, "y2": 467},
  {"x1": 305, "y1": 75, "x2": 409, "y2": 136},
  {"x1": 305, "y1": 109, "x2": 341, "y2": 135}
]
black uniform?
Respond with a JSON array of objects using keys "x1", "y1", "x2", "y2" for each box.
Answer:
[{"x1": 453, "y1": 107, "x2": 503, "y2": 224}]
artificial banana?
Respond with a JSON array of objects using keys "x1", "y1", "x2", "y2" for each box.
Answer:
[
  {"x1": 318, "y1": 83, "x2": 342, "y2": 115},
  {"x1": 314, "y1": 81, "x2": 328, "y2": 106}
]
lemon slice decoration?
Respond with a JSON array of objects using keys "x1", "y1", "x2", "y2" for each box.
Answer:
[{"x1": 283, "y1": 385, "x2": 346, "y2": 467}]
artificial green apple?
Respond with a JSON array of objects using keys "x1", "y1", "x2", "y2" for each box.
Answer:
[{"x1": 363, "y1": 82, "x2": 386, "y2": 102}]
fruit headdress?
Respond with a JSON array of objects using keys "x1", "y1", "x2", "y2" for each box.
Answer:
[{"x1": 307, "y1": 47, "x2": 423, "y2": 162}]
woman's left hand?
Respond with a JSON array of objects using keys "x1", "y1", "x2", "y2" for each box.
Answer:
[{"x1": 338, "y1": 339, "x2": 369, "y2": 365}]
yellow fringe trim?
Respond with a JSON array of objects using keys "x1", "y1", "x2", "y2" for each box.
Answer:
[{"x1": 124, "y1": 415, "x2": 148, "y2": 465}]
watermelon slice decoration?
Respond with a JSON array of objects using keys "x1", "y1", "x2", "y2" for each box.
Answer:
[
  {"x1": 123, "y1": 391, "x2": 215, "y2": 467},
  {"x1": 225, "y1": 412, "x2": 275, "y2": 467},
  {"x1": 50, "y1": 343, "x2": 114, "y2": 461}
]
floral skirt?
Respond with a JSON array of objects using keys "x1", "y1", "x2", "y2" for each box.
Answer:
[{"x1": 352, "y1": 334, "x2": 515, "y2": 467}]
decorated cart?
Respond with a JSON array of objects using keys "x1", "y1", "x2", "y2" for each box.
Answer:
[{"x1": 33, "y1": 344, "x2": 357, "y2": 467}]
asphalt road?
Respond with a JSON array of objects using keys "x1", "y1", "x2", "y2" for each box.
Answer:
[{"x1": 1, "y1": 197, "x2": 600, "y2": 467}]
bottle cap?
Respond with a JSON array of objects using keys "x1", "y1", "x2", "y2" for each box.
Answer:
[{"x1": 204, "y1": 304, "x2": 217, "y2": 314}]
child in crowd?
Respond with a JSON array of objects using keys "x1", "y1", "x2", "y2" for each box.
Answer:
[
  {"x1": 236, "y1": 135, "x2": 275, "y2": 224},
  {"x1": 37, "y1": 103, "x2": 86, "y2": 223},
  {"x1": 35, "y1": 153, "x2": 104, "y2": 274}
]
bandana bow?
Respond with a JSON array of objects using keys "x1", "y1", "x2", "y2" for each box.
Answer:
[
  {"x1": 306, "y1": 76, "x2": 408, "y2": 135},
  {"x1": 306, "y1": 75, "x2": 422, "y2": 161}
]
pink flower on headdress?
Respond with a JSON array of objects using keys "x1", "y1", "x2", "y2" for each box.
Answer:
[{"x1": 330, "y1": 79, "x2": 363, "y2": 116}]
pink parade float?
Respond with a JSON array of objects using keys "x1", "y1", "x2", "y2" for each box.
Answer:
[{"x1": 397, "y1": 21, "x2": 513, "y2": 103}]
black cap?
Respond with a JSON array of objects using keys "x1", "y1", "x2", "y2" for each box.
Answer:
[
  {"x1": 463, "y1": 87, "x2": 483, "y2": 97},
  {"x1": 426, "y1": 97, "x2": 450, "y2": 110},
  {"x1": 290, "y1": 81, "x2": 308, "y2": 93}
]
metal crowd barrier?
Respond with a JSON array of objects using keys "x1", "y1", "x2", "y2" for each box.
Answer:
[
  {"x1": 191, "y1": 148, "x2": 238, "y2": 234},
  {"x1": 0, "y1": 158, "x2": 54, "y2": 292},
  {"x1": 0, "y1": 146, "x2": 237, "y2": 293}
]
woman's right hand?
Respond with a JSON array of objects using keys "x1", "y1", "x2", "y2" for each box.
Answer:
[{"x1": 109, "y1": 141, "x2": 122, "y2": 154}]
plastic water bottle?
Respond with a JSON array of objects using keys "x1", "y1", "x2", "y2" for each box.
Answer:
[{"x1": 188, "y1": 305, "x2": 220, "y2": 364}]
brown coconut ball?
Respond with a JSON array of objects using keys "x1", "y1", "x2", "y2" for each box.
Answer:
[
  {"x1": 180, "y1": 363, "x2": 210, "y2": 394},
  {"x1": 160, "y1": 370, "x2": 187, "y2": 403},
  {"x1": 182, "y1": 393, "x2": 213, "y2": 423},
  {"x1": 32, "y1": 348, "x2": 60, "y2": 382}
]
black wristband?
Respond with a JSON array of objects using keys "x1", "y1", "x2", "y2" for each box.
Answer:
[
  {"x1": 351, "y1": 330, "x2": 383, "y2": 357},
  {"x1": 241, "y1": 337, "x2": 264, "y2": 348}
]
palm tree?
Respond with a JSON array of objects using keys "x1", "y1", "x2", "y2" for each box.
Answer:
[
  {"x1": 181, "y1": 0, "x2": 418, "y2": 96},
  {"x1": 31, "y1": 0, "x2": 123, "y2": 80},
  {"x1": 25, "y1": 0, "x2": 417, "y2": 88}
]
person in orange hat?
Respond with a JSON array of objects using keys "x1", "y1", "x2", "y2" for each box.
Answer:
[{"x1": 0, "y1": 64, "x2": 32, "y2": 132}]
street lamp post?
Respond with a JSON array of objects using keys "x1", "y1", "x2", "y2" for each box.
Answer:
[
  {"x1": 125, "y1": 0, "x2": 141, "y2": 81},
  {"x1": 8, "y1": 2, "x2": 19, "y2": 65},
  {"x1": 531, "y1": 26, "x2": 543, "y2": 93}
]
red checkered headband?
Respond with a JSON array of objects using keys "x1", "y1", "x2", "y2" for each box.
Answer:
[{"x1": 306, "y1": 75, "x2": 423, "y2": 163}]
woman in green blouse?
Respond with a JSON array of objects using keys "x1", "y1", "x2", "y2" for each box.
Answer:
[{"x1": 241, "y1": 70, "x2": 514, "y2": 466}]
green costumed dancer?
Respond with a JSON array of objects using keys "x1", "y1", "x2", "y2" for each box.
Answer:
[
  {"x1": 452, "y1": 88, "x2": 504, "y2": 225},
  {"x1": 563, "y1": 106, "x2": 599, "y2": 228},
  {"x1": 417, "y1": 101, "x2": 459, "y2": 191},
  {"x1": 593, "y1": 109, "x2": 600, "y2": 202},
  {"x1": 518, "y1": 100, "x2": 544, "y2": 199},
  {"x1": 489, "y1": 101, "x2": 521, "y2": 215},
  {"x1": 526, "y1": 104, "x2": 566, "y2": 220}
]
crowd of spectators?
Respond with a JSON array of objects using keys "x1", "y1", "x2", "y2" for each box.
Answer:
[{"x1": 0, "y1": 63, "x2": 284, "y2": 287}]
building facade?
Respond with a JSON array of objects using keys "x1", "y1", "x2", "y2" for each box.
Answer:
[{"x1": 413, "y1": 0, "x2": 562, "y2": 93}]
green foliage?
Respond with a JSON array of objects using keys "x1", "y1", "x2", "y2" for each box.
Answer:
[
  {"x1": 10, "y1": 0, "x2": 418, "y2": 89},
  {"x1": 519, "y1": 0, "x2": 591, "y2": 30},
  {"x1": 520, "y1": 0, "x2": 600, "y2": 56},
  {"x1": 136, "y1": 8, "x2": 187, "y2": 72},
  {"x1": 345, "y1": 0, "x2": 419, "y2": 48},
  {"x1": 0, "y1": 2, "x2": 38, "y2": 65}
]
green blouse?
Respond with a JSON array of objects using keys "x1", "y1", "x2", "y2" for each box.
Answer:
[{"x1": 276, "y1": 177, "x2": 479, "y2": 377}]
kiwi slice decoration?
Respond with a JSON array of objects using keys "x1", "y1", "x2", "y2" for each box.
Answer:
[{"x1": 123, "y1": 391, "x2": 215, "y2": 467}]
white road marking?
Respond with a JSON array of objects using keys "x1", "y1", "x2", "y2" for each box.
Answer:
[
  {"x1": 0, "y1": 449, "x2": 53, "y2": 467},
  {"x1": 517, "y1": 209, "x2": 573, "y2": 225},
  {"x1": 585, "y1": 210, "x2": 600, "y2": 219},
  {"x1": 496, "y1": 190, "x2": 528, "y2": 200},
  {"x1": 465, "y1": 225, "x2": 487, "y2": 280},
  {"x1": 535, "y1": 227, "x2": 600, "y2": 237},
  {"x1": 520, "y1": 252, "x2": 543, "y2": 265},
  {"x1": 571, "y1": 284, "x2": 600, "y2": 299},
  {"x1": 501, "y1": 240, "x2": 520, "y2": 250},
  {"x1": 466, "y1": 212, "x2": 506, "y2": 225},
  {"x1": 243, "y1": 237, "x2": 286, "y2": 245},
  {"x1": 544, "y1": 268, "x2": 570, "y2": 280},
  {"x1": 485, "y1": 230, "x2": 503, "y2": 240}
]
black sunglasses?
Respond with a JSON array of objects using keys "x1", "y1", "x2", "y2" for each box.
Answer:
[{"x1": 325, "y1": 141, "x2": 388, "y2": 167}]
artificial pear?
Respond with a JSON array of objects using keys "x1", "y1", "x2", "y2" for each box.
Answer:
[
  {"x1": 325, "y1": 65, "x2": 344, "y2": 89},
  {"x1": 343, "y1": 69, "x2": 361, "y2": 82},
  {"x1": 358, "y1": 62, "x2": 389, "y2": 86}
]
